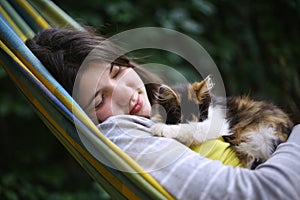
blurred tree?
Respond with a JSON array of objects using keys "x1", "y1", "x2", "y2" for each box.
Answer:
[
  {"x1": 1, "y1": 0, "x2": 299, "y2": 199},
  {"x1": 52, "y1": 0, "x2": 300, "y2": 122}
]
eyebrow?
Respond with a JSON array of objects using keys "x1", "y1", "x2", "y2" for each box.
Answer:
[{"x1": 83, "y1": 64, "x2": 112, "y2": 110}]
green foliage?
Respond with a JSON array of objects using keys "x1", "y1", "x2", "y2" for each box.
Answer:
[
  {"x1": 1, "y1": 173, "x2": 109, "y2": 200},
  {"x1": 0, "y1": 67, "x2": 34, "y2": 117},
  {"x1": 51, "y1": 0, "x2": 300, "y2": 122},
  {"x1": 1, "y1": 0, "x2": 300, "y2": 199},
  {"x1": 0, "y1": 114, "x2": 110, "y2": 200}
]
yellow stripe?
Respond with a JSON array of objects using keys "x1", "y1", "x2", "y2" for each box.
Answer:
[
  {"x1": 36, "y1": 104, "x2": 141, "y2": 200},
  {"x1": 0, "y1": 41, "x2": 142, "y2": 199},
  {"x1": 14, "y1": 0, "x2": 50, "y2": 29},
  {"x1": 9, "y1": 47, "x2": 174, "y2": 198},
  {"x1": 0, "y1": 40, "x2": 34, "y2": 76},
  {"x1": 1, "y1": 1, "x2": 173, "y2": 196},
  {"x1": 1, "y1": 9, "x2": 170, "y2": 195},
  {"x1": 71, "y1": 103, "x2": 175, "y2": 199},
  {"x1": 0, "y1": 5, "x2": 27, "y2": 41},
  {"x1": 33, "y1": 100, "x2": 141, "y2": 200},
  {"x1": 1, "y1": 38, "x2": 174, "y2": 200},
  {"x1": 0, "y1": 57, "x2": 141, "y2": 200}
]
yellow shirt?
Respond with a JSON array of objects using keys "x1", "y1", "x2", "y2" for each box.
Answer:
[{"x1": 191, "y1": 137, "x2": 244, "y2": 167}]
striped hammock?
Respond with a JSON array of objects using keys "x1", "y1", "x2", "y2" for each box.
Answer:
[{"x1": 0, "y1": 0, "x2": 174, "y2": 199}]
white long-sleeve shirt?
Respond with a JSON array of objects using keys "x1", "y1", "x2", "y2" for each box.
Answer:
[{"x1": 98, "y1": 115, "x2": 300, "y2": 200}]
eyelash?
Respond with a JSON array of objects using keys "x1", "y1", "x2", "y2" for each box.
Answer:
[
  {"x1": 95, "y1": 94, "x2": 105, "y2": 109},
  {"x1": 110, "y1": 64, "x2": 123, "y2": 78},
  {"x1": 95, "y1": 65, "x2": 125, "y2": 109}
]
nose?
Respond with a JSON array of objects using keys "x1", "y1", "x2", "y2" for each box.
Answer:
[
  {"x1": 112, "y1": 69, "x2": 138, "y2": 106},
  {"x1": 113, "y1": 83, "x2": 134, "y2": 107}
]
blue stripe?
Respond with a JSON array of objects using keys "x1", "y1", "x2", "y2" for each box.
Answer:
[
  {"x1": 7, "y1": 0, "x2": 42, "y2": 32},
  {"x1": 0, "y1": 15, "x2": 75, "y2": 107}
]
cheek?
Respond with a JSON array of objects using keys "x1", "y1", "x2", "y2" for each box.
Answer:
[
  {"x1": 124, "y1": 68, "x2": 144, "y2": 87},
  {"x1": 96, "y1": 103, "x2": 113, "y2": 122}
]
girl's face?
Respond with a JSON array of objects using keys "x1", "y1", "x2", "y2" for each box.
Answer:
[{"x1": 76, "y1": 62, "x2": 152, "y2": 123}]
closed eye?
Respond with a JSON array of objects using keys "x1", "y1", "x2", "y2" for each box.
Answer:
[
  {"x1": 110, "y1": 64, "x2": 122, "y2": 78},
  {"x1": 95, "y1": 93, "x2": 105, "y2": 109}
]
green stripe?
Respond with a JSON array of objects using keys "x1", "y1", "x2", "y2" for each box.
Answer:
[
  {"x1": 28, "y1": 0, "x2": 84, "y2": 30},
  {"x1": 1, "y1": 1, "x2": 172, "y2": 198},
  {"x1": 0, "y1": 0, "x2": 34, "y2": 39},
  {"x1": 0, "y1": 49, "x2": 165, "y2": 199},
  {"x1": 0, "y1": 49, "x2": 126, "y2": 199}
]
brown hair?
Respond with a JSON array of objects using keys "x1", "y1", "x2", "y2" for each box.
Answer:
[
  {"x1": 25, "y1": 28, "x2": 162, "y2": 95},
  {"x1": 25, "y1": 27, "x2": 183, "y2": 123}
]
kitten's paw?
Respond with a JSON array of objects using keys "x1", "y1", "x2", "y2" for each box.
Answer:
[
  {"x1": 151, "y1": 123, "x2": 179, "y2": 139},
  {"x1": 151, "y1": 123, "x2": 166, "y2": 137}
]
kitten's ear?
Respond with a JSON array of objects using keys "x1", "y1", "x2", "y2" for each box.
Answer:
[
  {"x1": 204, "y1": 75, "x2": 215, "y2": 91},
  {"x1": 192, "y1": 75, "x2": 214, "y2": 101},
  {"x1": 146, "y1": 83, "x2": 181, "y2": 124}
]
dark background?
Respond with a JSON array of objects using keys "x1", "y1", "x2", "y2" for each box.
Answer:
[{"x1": 1, "y1": 0, "x2": 299, "y2": 199}]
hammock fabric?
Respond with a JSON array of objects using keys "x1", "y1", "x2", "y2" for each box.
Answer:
[{"x1": 0, "y1": 0, "x2": 174, "y2": 199}]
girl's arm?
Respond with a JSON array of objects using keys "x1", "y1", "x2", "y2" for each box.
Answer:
[{"x1": 98, "y1": 115, "x2": 300, "y2": 200}]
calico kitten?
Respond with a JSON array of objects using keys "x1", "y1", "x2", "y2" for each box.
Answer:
[{"x1": 150, "y1": 75, "x2": 293, "y2": 169}]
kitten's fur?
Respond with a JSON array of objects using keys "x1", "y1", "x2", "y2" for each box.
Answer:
[{"x1": 150, "y1": 75, "x2": 293, "y2": 169}]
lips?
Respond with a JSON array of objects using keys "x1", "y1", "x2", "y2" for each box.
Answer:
[{"x1": 130, "y1": 94, "x2": 143, "y2": 115}]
